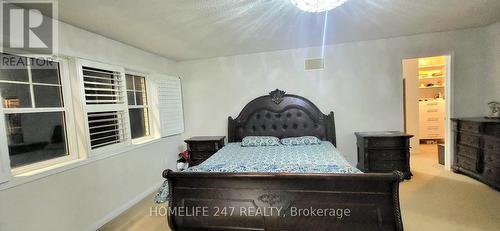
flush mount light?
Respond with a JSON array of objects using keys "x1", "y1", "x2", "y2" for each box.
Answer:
[{"x1": 290, "y1": 0, "x2": 348, "y2": 13}]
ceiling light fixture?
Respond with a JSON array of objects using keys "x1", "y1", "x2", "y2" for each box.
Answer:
[{"x1": 290, "y1": 0, "x2": 347, "y2": 13}]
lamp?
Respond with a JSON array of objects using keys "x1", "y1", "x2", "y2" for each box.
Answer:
[{"x1": 290, "y1": 0, "x2": 347, "y2": 13}]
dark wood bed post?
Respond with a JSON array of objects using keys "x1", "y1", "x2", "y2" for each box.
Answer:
[
  {"x1": 328, "y1": 111, "x2": 336, "y2": 147},
  {"x1": 165, "y1": 89, "x2": 404, "y2": 231}
]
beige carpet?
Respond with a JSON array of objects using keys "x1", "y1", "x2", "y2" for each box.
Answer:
[{"x1": 99, "y1": 144, "x2": 500, "y2": 231}]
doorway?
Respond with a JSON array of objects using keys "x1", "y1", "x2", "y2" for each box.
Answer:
[{"x1": 403, "y1": 55, "x2": 452, "y2": 170}]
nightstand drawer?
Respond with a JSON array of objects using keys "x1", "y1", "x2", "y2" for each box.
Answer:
[
  {"x1": 483, "y1": 165, "x2": 500, "y2": 184},
  {"x1": 356, "y1": 131, "x2": 412, "y2": 179},
  {"x1": 187, "y1": 142, "x2": 220, "y2": 151},
  {"x1": 190, "y1": 159, "x2": 204, "y2": 167},
  {"x1": 370, "y1": 161, "x2": 405, "y2": 172},
  {"x1": 368, "y1": 149, "x2": 405, "y2": 161},
  {"x1": 456, "y1": 154, "x2": 478, "y2": 173},
  {"x1": 459, "y1": 121, "x2": 481, "y2": 133},
  {"x1": 184, "y1": 136, "x2": 225, "y2": 167},
  {"x1": 484, "y1": 137, "x2": 500, "y2": 153},
  {"x1": 457, "y1": 133, "x2": 480, "y2": 148},
  {"x1": 456, "y1": 144, "x2": 480, "y2": 159},
  {"x1": 190, "y1": 151, "x2": 215, "y2": 161},
  {"x1": 484, "y1": 150, "x2": 500, "y2": 167},
  {"x1": 366, "y1": 138, "x2": 407, "y2": 149}
]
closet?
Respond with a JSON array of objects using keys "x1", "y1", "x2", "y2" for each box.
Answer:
[{"x1": 418, "y1": 57, "x2": 446, "y2": 141}]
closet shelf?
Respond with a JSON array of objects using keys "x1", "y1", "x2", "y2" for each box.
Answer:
[
  {"x1": 419, "y1": 64, "x2": 445, "y2": 69},
  {"x1": 419, "y1": 76, "x2": 445, "y2": 80},
  {"x1": 419, "y1": 85, "x2": 445, "y2": 89}
]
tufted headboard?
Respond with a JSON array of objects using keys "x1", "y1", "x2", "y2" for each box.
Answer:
[{"x1": 228, "y1": 89, "x2": 336, "y2": 146}]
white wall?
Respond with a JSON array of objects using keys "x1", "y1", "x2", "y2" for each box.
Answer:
[
  {"x1": 0, "y1": 21, "x2": 183, "y2": 231},
  {"x1": 485, "y1": 21, "x2": 500, "y2": 109},
  {"x1": 178, "y1": 27, "x2": 488, "y2": 164}
]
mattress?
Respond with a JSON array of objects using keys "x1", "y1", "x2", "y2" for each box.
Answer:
[{"x1": 155, "y1": 141, "x2": 361, "y2": 203}]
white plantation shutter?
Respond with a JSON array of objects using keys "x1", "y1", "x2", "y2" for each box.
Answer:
[
  {"x1": 83, "y1": 67, "x2": 124, "y2": 104},
  {"x1": 75, "y1": 60, "x2": 130, "y2": 154},
  {"x1": 157, "y1": 76, "x2": 184, "y2": 137}
]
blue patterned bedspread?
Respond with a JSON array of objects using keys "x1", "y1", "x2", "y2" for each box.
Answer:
[{"x1": 155, "y1": 142, "x2": 361, "y2": 203}]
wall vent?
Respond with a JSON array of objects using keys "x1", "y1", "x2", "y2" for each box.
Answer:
[{"x1": 304, "y1": 58, "x2": 324, "y2": 71}]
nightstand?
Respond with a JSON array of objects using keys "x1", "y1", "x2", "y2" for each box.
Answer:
[
  {"x1": 355, "y1": 131, "x2": 413, "y2": 179},
  {"x1": 184, "y1": 136, "x2": 225, "y2": 166}
]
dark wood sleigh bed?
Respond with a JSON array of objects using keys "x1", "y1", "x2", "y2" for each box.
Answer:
[{"x1": 163, "y1": 89, "x2": 404, "y2": 231}]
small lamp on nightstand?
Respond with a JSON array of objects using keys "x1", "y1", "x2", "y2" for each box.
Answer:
[{"x1": 487, "y1": 101, "x2": 500, "y2": 119}]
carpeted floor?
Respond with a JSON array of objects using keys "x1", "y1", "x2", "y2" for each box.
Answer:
[{"x1": 99, "y1": 144, "x2": 500, "y2": 231}]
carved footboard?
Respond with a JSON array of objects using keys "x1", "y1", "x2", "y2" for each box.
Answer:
[{"x1": 163, "y1": 170, "x2": 404, "y2": 231}]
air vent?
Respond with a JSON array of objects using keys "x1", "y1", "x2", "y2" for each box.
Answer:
[{"x1": 304, "y1": 58, "x2": 324, "y2": 71}]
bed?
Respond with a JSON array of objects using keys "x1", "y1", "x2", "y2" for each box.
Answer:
[{"x1": 160, "y1": 89, "x2": 404, "y2": 231}]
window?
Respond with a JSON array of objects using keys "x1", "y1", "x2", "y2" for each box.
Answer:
[
  {"x1": 76, "y1": 60, "x2": 130, "y2": 154},
  {"x1": 0, "y1": 53, "x2": 74, "y2": 171},
  {"x1": 0, "y1": 55, "x2": 185, "y2": 183},
  {"x1": 126, "y1": 73, "x2": 150, "y2": 140}
]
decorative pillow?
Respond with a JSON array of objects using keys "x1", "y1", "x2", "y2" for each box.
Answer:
[
  {"x1": 241, "y1": 136, "x2": 280, "y2": 147},
  {"x1": 280, "y1": 136, "x2": 322, "y2": 146}
]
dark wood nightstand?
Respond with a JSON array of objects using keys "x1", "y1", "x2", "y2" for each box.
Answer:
[
  {"x1": 184, "y1": 136, "x2": 225, "y2": 166},
  {"x1": 355, "y1": 131, "x2": 413, "y2": 179}
]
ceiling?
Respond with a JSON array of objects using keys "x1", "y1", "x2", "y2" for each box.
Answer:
[{"x1": 36, "y1": 0, "x2": 500, "y2": 60}]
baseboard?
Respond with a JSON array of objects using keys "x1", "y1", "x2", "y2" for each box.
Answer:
[{"x1": 87, "y1": 181, "x2": 163, "y2": 231}]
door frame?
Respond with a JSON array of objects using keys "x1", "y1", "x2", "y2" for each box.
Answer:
[
  {"x1": 443, "y1": 55, "x2": 453, "y2": 170},
  {"x1": 402, "y1": 54, "x2": 454, "y2": 170}
]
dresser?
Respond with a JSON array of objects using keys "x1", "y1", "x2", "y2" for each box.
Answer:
[
  {"x1": 184, "y1": 136, "x2": 225, "y2": 166},
  {"x1": 451, "y1": 118, "x2": 500, "y2": 190},
  {"x1": 419, "y1": 100, "x2": 445, "y2": 140},
  {"x1": 355, "y1": 131, "x2": 413, "y2": 179}
]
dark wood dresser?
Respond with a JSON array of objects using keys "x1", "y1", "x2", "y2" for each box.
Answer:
[
  {"x1": 451, "y1": 118, "x2": 500, "y2": 190},
  {"x1": 355, "y1": 131, "x2": 413, "y2": 179},
  {"x1": 184, "y1": 136, "x2": 225, "y2": 166}
]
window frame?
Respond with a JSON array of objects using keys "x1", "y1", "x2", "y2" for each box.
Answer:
[
  {"x1": 125, "y1": 70, "x2": 154, "y2": 143},
  {"x1": 0, "y1": 55, "x2": 78, "y2": 176},
  {"x1": 72, "y1": 58, "x2": 131, "y2": 157}
]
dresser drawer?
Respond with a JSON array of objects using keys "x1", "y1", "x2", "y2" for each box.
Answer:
[
  {"x1": 457, "y1": 133, "x2": 480, "y2": 148},
  {"x1": 189, "y1": 151, "x2": 215, "y2": 161},
  {"x1": 422, "y1": 101, "x2": 441, "y2": 107},
  {"x1": 423, "y1": 117, "x2": 442, "y2": 123},
  {"x1": 483, "y1": 165, "x2": 500, "y2": 184},
  {"x1": 370, "y1": 161, "x2": 405, "y2": 172},
  {"x1": 366, "y1": 138, "x2": 407, "y2": 148},
  {"x1": 459, "y1": 121, "x2": 481, "y2": 133},
  {"x1": 423, "y1": 125, "x2": 443, "y2": 135},
  {"x1": 483, "y1": 137, "x2": 500, "y2": 153},
  {"x1": 483, "y1": 124, "x2": 500, "y2": 138},
  {"x1": 368, "y1": 149, "x2": 405, "y2": 161},
  {"x1": 484, "y1": 150, "x2": 500, "y2": 167},
  {"x1": 456, "y1": 144, "x2": 480, "y2": 159},
  {"x1": 456, "y1": 155, "x2": 478, "y2": 173},
  {"x1": 187, "y1": 142, "x2": 221, "y2": 151}
]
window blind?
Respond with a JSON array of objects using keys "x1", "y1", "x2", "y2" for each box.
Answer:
[
  {"x1": 77, "y1": 61, "x2": 130, "y2": 152},
  {"x1": 87, "y1": 111, "x2": 126, "y2": 149},
  {"x1": 83, "y1": 67, "x2": 123, "y2": 104},
  {"x1": 157, "y1": 76, "x2": 184, "y2": 137}
]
